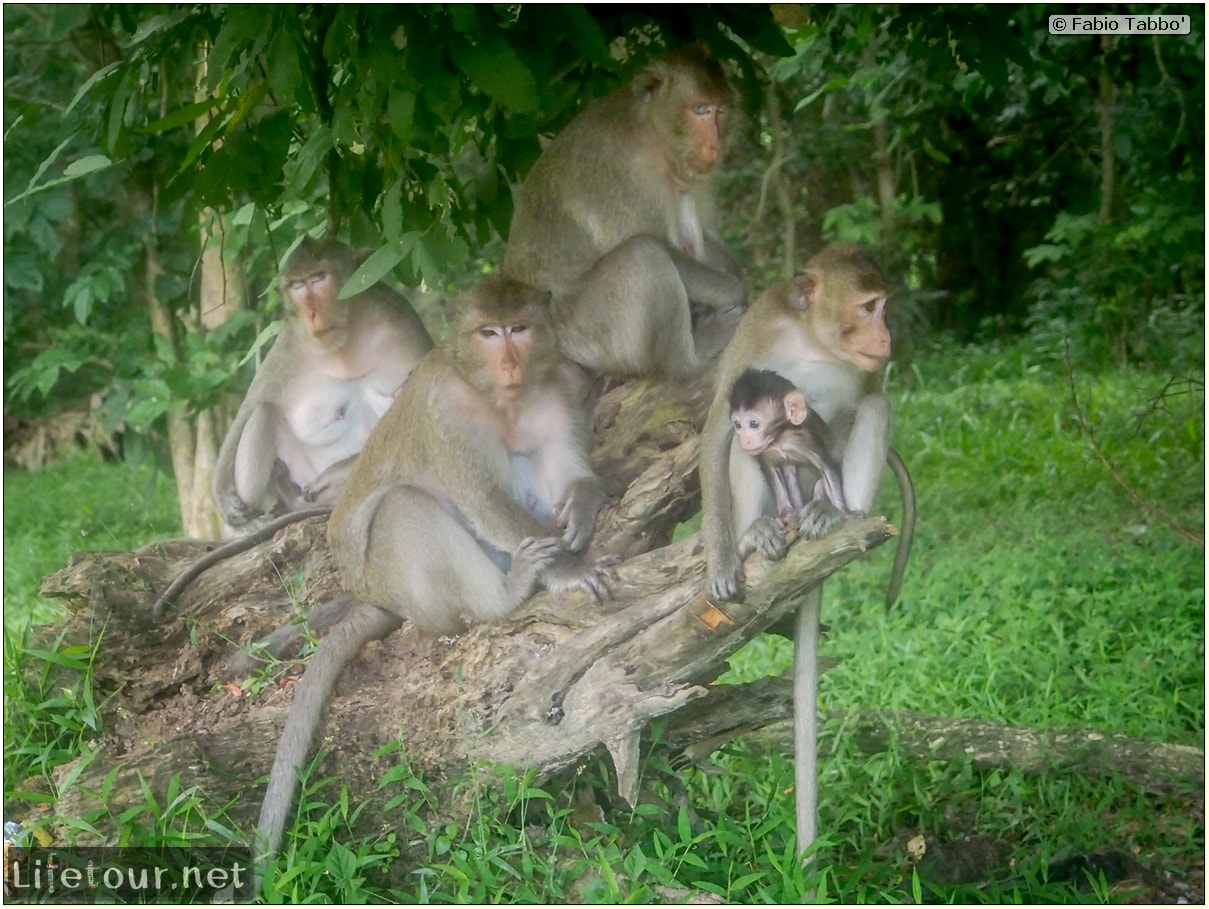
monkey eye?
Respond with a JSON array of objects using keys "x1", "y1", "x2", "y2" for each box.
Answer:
[
  {"x1": 732, "y1": 420, "x2": 742, "y2": 431},
  {"x1": 510, "y1": 324, "x2": 528, "y2": 335},
  {"x1": 692, "y1": 102, "x2": 714, "y2": 116},
  {"x1": 308, "y1": 271, "x2": 328, "y2": 285},
  {"x1": 477, "y1": 326, "x2": 500, "y2": 338},
  {"x1": 747, "y1": 419, "x2": 761, "y2": 430},
  {"x1": 288, "y1": 280, "x2": 306, "y2": 292}
]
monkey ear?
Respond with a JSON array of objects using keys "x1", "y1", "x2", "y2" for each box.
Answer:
[
  {"x1": 635, "y1": 55, "x2": 674, "y2": 100},
  {"x1": 784, "y1": 390, "x2": 809, "y2": 425},
  {"x1": 791, "y1": 271, "x2": 821, "y2": 311}
]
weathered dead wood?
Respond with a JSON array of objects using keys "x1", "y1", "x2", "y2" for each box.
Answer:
[
  {"x1": 662, "y1": 677, "x2": 1206, "y2": 796},
  {"x1": 43, "y1": 372, "x2": 862, "y2": 839},
  {"x1": 46, "y1": 515, "x2": 891, "y2": 839}
]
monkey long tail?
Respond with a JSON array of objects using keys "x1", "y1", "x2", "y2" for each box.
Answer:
[
  {"x1": 793, "y1": 585, "x2": 822, "y2": 867},
  {"x1": 254, "y1": 603, "x2": 403, "y2": 866},
  {"x1": 150, "y1": 507, "x2": 332, "y2": 621},
  {"x1": 884, "y1": 449, "x2": 916, "y2": 609}
]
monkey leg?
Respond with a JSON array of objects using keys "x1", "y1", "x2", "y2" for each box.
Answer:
[
  {"x1": 364, "y1": 487, "x2": 560, "y2": 636},
  {"x1": 302, "y1": 454, "x2": 359, "y2": 505},
  {"x1": 556, "y1": 236, "x2": 697, "y2": 377},
  {"x1": 669, "y1": 246, "x2": 746, "y2": 312}
]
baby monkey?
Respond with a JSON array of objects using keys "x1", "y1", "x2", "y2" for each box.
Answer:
[{"x1": 728, "y1": 368, "x2": 851, "y2": 530}]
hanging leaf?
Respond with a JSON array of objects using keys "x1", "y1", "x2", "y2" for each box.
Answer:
[
  {"x1": 450, "y1": 36, "x2": 540, "y2": 113},
  {"x1": 341, "y1": 244, "x2": 407, "y2": 299}
]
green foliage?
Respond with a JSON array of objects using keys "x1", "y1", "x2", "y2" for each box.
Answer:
[
  {"x1": 1024, "y1": 199, "x2": 1205, "y2": 369},
  {"x1": 3, "y1": 5, "x2": 795, "y2": 450},
  {"x1": 725, "y1": 5, "x2": 1204, "y2": 357}
]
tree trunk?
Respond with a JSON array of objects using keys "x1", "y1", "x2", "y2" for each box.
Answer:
[
  {"x1": 1097, "y1": 36, "x2": 1116, "y2": 227},
  {"x1": 863, "y1": 45, "x2": 897, "y2": 247},
  {"x1": 190, "y1": 209, "x2": 246, "y2": 538},
  {"x1": 32, "y1": 374, "x2": 880, "y2": 836}
]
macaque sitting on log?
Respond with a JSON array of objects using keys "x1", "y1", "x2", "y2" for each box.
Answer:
[
  {"x1": 255, "y1": 276, "x2": 613, "y2": 863},
  {"x1": 728, "y1": 368, "x2": 850, "y2": 530},
  {"x1": 212, "y1": 237, "x2": 434, "y2": 529},
  {"x1": 152, "y1": 239, "x2": 434, "y2": 621},
  {"x1": 503, "y1": 44, "x2": 746, "y2": 378},
  {"x1": 700, "y1": 244, "x2": 917, "y2": 862},
  {"x1": 703, "y1": 245, "x2": 915, "y2": 605}
]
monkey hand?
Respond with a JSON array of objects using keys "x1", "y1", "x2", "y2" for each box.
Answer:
[
  {"x1": 301, "y1": 480, "x2": 335, "y2": 504},
  {"x1": 740, "y1": 515, "x2": 789, "y2": 561},
  {"x1": 707, "y1": 555, "x2": 744, "y2": 601},
  {"x1": 555, "y1": 481, "x2": 606, "y2": 553},
  {"x1": 797, "y1": 500, "x2": 845, "y2": 541},
  {"x1": 541, "y1": 553, "x2": 614, "y2": 604},
  {"x1": 217, "y1": 494, "x2": 264, "y2": 528}
]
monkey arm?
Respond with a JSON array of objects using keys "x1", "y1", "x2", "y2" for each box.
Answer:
[
  {"x1": 700, "y1": 396, "x2": 744, "y2": 600},
  {"x1": 668, "y1": 244, "x2": 746, "y2": 311},
  {"x1": 555, "y1": 474, "x2": 606, "y2": 553},
  {"x1": 213, "y1": 402, "x2": 277, "y2": 527},
  {"x1": 701, "y1": 233, "x2": 746, "y2": 286},
  {"x1": 302, "y1": 454, "x2": 358, "y2": 504}
]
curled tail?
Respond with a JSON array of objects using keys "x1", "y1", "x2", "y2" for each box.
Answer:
[
  {"x1": 152, "y1": 507, "x2": 331, "y2": 621},
  {"x1": 884, "y1": 449, "x2": 916, "y2": 609}
]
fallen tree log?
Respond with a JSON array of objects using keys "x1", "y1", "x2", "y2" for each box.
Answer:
[
  {"x1": 32, "y1": 371, "x2": 1197, "y2": 850},
  {"x1": 42, "y1": 512, "x2": 892, "y2": 838},
  {"x1": 40, "y1": 374, "x2": 896, "y2": 840},
  {"x1": 662, "y1": 677, "x2": 1206, "y2": 797}
]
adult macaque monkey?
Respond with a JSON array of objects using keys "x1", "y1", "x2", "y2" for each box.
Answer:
[
  {"x1": 728, "y1": 368, "x2": 849, "y2": 522},
  {"x1": 700, "y1": 244, "x2": 916, "y2": 864},
  {"x1": 213, "y1": 237, "x2": 434, "y2": 528},
  {"x1": 254, "y1": 276, "x2": 612, "y2": 864},
  {"x1": 152, "y1": 240, "x2": 434, "y2": 621},
  {"x1": 502, "y1": 44, "x2": 745, "y2": 377}
]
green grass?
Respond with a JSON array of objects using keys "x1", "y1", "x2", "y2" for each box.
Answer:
[
  {"x1": 3, "y1": 340, "x2": 1204, "y2": 902},
  {"x1": 4, "y1": 453, "x2": 181, "y2": 625}
]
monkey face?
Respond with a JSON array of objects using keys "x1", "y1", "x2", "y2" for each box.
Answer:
[
  {"x1": 287, "y1": 268, "x2": 351, "y2": 349},
  {"x1": 819, "y1": 292, "x2": 891, "y2": 372},
  {"x1": 471, "y1": 323, "x2": 535, "y2": 396},
  {"x1": 683, "y1": 99, "x2": 727, "y2": 174},
  {"x1": 731, "y1": 406, "x2": 778, "y2": 455}
]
